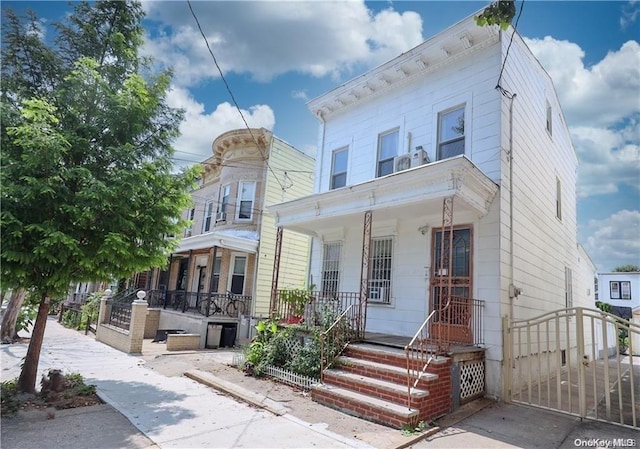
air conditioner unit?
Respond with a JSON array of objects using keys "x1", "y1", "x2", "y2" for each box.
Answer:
[
  {"x1": 368, "y1": 286, "x2": 388, "y2": 302},
  {"x1": 411, "y1": 148, "x2": 430, "y2": 167},
  {"x1": 393, "y1": 154, "x2": 411, "y2": 172},
  {"x1": 215, "y1": 211, "x2": 227, "y2": 222}
]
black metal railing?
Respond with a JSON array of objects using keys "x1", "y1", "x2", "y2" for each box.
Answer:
[
  {"x1": 146, "y1": 290, "x2": 252, "y2": 318},
  {"x1": 106, "y1": 301, "x2": 132, "y2": 331},
  {"x1": 271, "y1": 290, "x2": 362, "y2": 326}
]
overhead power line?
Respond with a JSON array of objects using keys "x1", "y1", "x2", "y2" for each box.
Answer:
[{"x1": 186, "y1": 0, "x2": 287, "y2": 192}]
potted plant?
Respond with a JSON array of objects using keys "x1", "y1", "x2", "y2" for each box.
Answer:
[{"x1": 280, "y1": 287, "x2": 312, "y2": 324}]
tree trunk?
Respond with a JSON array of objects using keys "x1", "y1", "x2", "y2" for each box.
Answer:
[
  {"x1": 1, "y1": 289, "x2": 27, "y2": 342},
  {"x1": 18, "y1": 294, "x2": 50, "y2": 393}
]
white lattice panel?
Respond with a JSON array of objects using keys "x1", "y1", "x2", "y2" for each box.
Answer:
[{"x1": 460, "y1": 360, "x2": 485, "y2": 401}]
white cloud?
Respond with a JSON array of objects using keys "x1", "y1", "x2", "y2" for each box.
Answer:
[
  {"x1": 524, "y1": 37, "x2": 640, "y2": 128},
  {"x1": 621, "y1": 0, "x2": 639, "y2": 29},
  {"x1": 142, "y1": 1, "x2": 423, "y2": 86},
  {"x1": 166, "y1": 87, "x2": 275, "y2": 165},
  {"x1": 523, "y1": 36, "x2": 640, "y2": 199},
  {"x1": 291, "y1": 90, "x2": 309, "y2": 101},
  {"x1": 572, "y1": 121, "x2": 640, "y2": 197},
  {"x1": 584, "y1": 210, "x2": 640, "y2": 271}
]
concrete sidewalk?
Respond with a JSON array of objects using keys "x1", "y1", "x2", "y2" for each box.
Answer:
[
  {"x1": 2, "y1": 319, "x2": 637, "y2": 449},
  {"x1": 1, "y1": 318, "x2": 375, "y2": 449}
]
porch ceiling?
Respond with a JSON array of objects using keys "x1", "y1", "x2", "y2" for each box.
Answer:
[
  {"x1": 175, "y1": 230, "x2": 259, "y2": 254},
  {"x1": 269, "y1": 156, "x2": 498, "y2": 236}
]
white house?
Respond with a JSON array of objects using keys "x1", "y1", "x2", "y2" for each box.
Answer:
[
  {"x1": 597, "y1": 272, "x2": 640, "y2": 318},
  {"x1": 270, "y1": 13, "x2": 594, "y2": 409}
]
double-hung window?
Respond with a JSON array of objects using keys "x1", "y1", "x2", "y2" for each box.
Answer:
[
  {"x1": 185, "y1": 208, "x2": 195, "y2": 237},
  {"x1": 437, "y1": 106, "x2": 465, "y2": 160},
  {"x1": 218, "y1": 184, "x2": 230, "y2": 221},
  {"x1": 377, "y1": 130, "x2": 398, "y2": 177},
  {"x1": 368, "y1": 237, "x2": 393, "y2": 303},
  {"x1": 229, "y1": 255, "x2": 247, "y2": 294},
  {"x1": 237, "y1": 181, "x2": 256, "y2": 220},
  {"x1": 321, "y1": 242, "x2": 342, "y2": 294},
  {"x1": 331, "y1": 148, "x2": 348, "y2": 189},
  {"x1": 211, "y1": 256, "x2": 221, "y2": 293},
  {"x1": 203, "y1": 201, "x2": 214, "y2": 232}
]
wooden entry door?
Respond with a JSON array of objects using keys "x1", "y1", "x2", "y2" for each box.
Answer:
[{"x1": 430, "y1": 227, "x2": 473, "y2": 344}]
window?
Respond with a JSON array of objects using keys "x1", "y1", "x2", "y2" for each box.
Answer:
[
  {"x1": 546, "y1": 101, "x2": 553, "y2": 136},
  {"x1": 210, "y1": 256, "x2": 221, "y2": 293},
  {"x1": 219, "y1": 184, "x2": 230, "y2": 218},
  {"x1": 185, "y1": 208, "x2": 195, "y2": 237},
  {"x1": 437, "y1": 106, "x2": 465, "y2": 160},
  {"x1": 368, "y1": 237, "x2": 393, "y2": 303},
  {"x1": 237, "y1": 181, "x2": 255, "y2": 220},
  {"x1": 610, "y1": 281, "x2": 631, "y2": 300},
  {"x1": 229, "y1": 256, "x2": 247, "y2": 294},
  {"x1": 565, "y1": 267, "x2": 573, "y2": 308},
  {"x1": 556, "y1": 177, "x2": 562, "y2": 220},
  {"x1": 331, "y1": 148, "x2": 348, "y2": 189},
  {"x1": 203, "y1": 201, "x2": 214, "y2": 233},
  {"x1": 377, "y1": 130, "x2": 398, "y2": 177},
  {"x1": 321, "y1": 242, "x2": 342, "y2": 294}
]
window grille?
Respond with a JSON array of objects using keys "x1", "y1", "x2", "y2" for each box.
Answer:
[
  {"x1": 321, "y1": 242, "x2": 342, "y2": 294},
  {"x1": 368, "y1": 237, "x2": 393, "y2": 303}
]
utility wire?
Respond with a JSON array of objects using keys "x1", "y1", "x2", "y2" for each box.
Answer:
[
  {"x1": 186, "y1": 0, "x2": 287, "y2": 192},
  {"x1": 496, "y1": 0, "x2": 525, "y2": 99}
]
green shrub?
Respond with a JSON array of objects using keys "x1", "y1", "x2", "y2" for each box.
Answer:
[
  {"x1": 286, "y1": 335, "x2": 321, "y2": 378},
  {"x1": 1, "y1": 379, "x2": 21, "y2": 417}
]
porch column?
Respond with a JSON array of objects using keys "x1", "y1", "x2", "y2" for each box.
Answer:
[
  {"x1": 269, "y1": 226, "x2": 283, "y2": 318},
  {"x1": 205, "y1": 246, "x2": 218, "y2": 317},
  {"x1": 437, "y1": 196, "x2": 454, "y2": 352},
  {"x1": 358, "y1": 211, "x2": 372, "y2": 338}
]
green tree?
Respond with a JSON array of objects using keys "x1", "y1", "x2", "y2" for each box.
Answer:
[
  {"x1": 475, "y1": 0, "x2": 516, "y2": 30},
  {"x1": 612, "y1": 264, "x2": 640, "y2": 272},
  {"x1": 1, "y1": 1, "x2": 200, "y2": 393}
]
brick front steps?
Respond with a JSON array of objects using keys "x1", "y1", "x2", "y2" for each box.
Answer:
[{"x1": 311, "y1": 343, "x2": 453, "y2": 428}]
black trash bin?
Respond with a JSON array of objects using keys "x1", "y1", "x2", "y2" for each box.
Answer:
[{"x1": 220, "y1": 325, "x2": 237, "y2": 348}]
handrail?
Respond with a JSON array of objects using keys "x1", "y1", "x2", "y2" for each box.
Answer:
[
  {"x1": 404, "y1": 309, "x2": 439, "y2": 410},
  {"x1": 320, "y1": 304, "x2": 357, "y2": 382}
]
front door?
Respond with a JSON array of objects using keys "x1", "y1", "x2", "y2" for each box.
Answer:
[{"x1": 431, "y1": 226, "x2": 473, "y2": 344}]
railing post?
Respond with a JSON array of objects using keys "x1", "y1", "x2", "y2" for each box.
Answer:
[
  {"x1": 270, "y1": 226, "x2": 283, "y2": 318},
  {"x1": 575, "y1": 308, "x2": 587, "y2": 419},
  {"x1": 358, "y1": 211, "x2": 372, "y2": 339}
]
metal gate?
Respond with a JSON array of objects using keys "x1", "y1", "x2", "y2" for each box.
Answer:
[{"x1": 505, "y1": 307, "x2": 639, "y2": 429}]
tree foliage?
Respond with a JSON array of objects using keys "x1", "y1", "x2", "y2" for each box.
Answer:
[
  {"x1": 612, "y1": 264, "x2": 640, "y2": 273},
  {"x1": 475, "y1": 0, "x2": 516, "y2": 31},
  {"x1": 1, "y1": 1, "x2": 200, "y2": 392}
]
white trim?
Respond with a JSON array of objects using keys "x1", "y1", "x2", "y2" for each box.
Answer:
[
  {"x1": 177, "y1": 230, "x2": 259, "y2": 253},
  {"x1": 236, "y1": 181, "x2": 256, "y2": 221},
  {"x1": 228, "y1": 253, "x2": 248, "y2": 295}
]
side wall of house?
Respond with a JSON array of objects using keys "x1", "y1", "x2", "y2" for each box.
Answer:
[
  {"x1": 496, "y1": 31, "x2": 580, "y2": 398},
  {"x1": 256, "y1": 138, "x2": 315, "y2": 317},
  {"x1": 499, "y1": 31, "x2": 579, "y2": 320}
]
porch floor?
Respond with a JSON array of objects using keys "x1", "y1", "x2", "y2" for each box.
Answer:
[{"x1": 364, "y1": 332, "x2": 484, "y2": 355}]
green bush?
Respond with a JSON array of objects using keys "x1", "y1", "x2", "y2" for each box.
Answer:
[
  {"x1": 1, "y1": 379, "x2": 21, "y2": 417},
  {"x1": 286, "y1": 335, "x2": 321, "y2": 378}
]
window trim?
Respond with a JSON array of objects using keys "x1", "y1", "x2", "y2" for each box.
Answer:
[
  {"x1": 219, "y1": 184, "x2": 230, "y2": 215},
  {"x1": 236, "y1": 181, "x2": 256, "y2": 221},
  {"x1": 330, "y1": 147, "x2": 348, "y2": 190},
  {"x1": 321, "y1": 241, "x2": 342, "y2": 294},
  {"x1": 376, "y1": 129, "x2": 399, "y2": 178},
  {"x1": 368, "y1": 236, "x2": 394, "y2": 304},
  {"x1": 556, "y1": 177, "x2": 562, "y2": 221},
  {"x1": 437, "y1": 104, "x2": 465, "y2": 161},
  {"x1": 228, "y1": 254, "x2": 247, "y2": 295},
  {"x1": 203, "y1": 200, "x2": 214, "y2": 233}
]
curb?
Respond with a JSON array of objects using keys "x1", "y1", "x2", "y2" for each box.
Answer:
[{"x1": 185, "y1": 369, "x2": 289, "y2": 416}]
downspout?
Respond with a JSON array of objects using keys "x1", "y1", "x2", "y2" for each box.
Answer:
[{"x1": 508, "y1": 93, "x2": 517, "y2": 323}]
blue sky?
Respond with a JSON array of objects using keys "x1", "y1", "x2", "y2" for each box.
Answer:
[{"x1": 3, "y1": 1, "x2": 640, "y2": 272}]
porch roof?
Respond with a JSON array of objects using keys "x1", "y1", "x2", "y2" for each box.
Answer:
[
  {"x1": 269, "y1": 156, "x2": 498, "y2": 236},
  {"x1": 175, "y1": 229, "x2": 259, "y2": 254}
]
